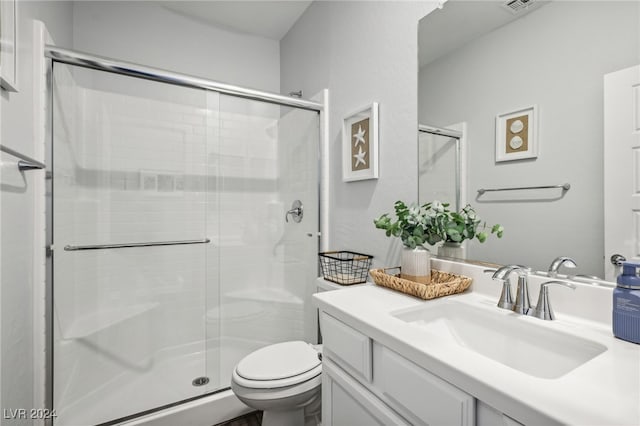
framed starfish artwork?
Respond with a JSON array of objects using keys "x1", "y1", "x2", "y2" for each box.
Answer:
[{"x1": 342, "y1": 102, "x2": 379, "y2": 182}]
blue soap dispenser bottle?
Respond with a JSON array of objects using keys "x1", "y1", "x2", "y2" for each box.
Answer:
[{"x1": 613, "y1": 261, "x2": 640, "y2": 344}]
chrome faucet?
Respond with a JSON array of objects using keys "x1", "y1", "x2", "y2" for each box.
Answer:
[
  {"x1": 510, "y1": 267, "x2": 532, "y2": 315},
  {"x1": 528, "y1": 280, "x2": 576, "y2": 320},
  {"x1": 487, "y1": 265, "x2": 530, "y2": 313},
  {"x1": 547, "y1": 256, "x2": 577, "y2": 278}
]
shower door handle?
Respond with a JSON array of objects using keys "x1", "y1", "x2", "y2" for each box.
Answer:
[{"x1": 285, "y1": 200, "x2": 304, "y2": 223}]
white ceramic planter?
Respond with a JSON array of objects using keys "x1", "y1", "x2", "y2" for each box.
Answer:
[
  {"x1": 401, "y1": 246, "x2": 431, "y2": 284},
  {"x1": 438, "y1": 242, "x2": 466, "y2": 260}
]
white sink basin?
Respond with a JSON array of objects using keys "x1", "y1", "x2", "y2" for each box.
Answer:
[{"x1": 391, "y1": 300, "x2": 607, "y2": 379}]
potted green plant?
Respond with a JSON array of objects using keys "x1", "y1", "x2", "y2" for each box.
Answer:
[
  {"x1": 373, "y1": 201, "x2": 437, "y2": 284},
  {"x1": 374, "y1": 201, "x2": 503, "y2": 279},
  {"x1": 428, "y1": 202, "x2": 504, "y2": 259}
]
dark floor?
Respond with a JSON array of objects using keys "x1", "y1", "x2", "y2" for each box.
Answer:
[{"x1": 215, "y1": 410, "x2": 262, "y2": 426}]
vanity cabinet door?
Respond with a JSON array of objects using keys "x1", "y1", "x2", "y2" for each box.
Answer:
[
  {"x1": 320, "y1": 312, "x2": 372, "y2": 382},
  {"x1": 322, "y1": 358, "x2": 409, "y2": 426},
  {"x1": 374, "y1": 344, "x2": 475, "y2": 426}
]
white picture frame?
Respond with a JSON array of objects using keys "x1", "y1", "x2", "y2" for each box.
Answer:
[
  {"x1": 0, "y1": 0, "x2": 18, "y2": 92},
  {"x1": 342, "y1": 102, "x2": 379, "y2": 182},
  {"x1": 495, "y1": 105, "x2": 537, "y2": 162}
]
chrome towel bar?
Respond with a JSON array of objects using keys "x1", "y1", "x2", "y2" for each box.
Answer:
[
  {"x1": 477, "y1": 183, "x2": 570, "y2": 195},
  {"x1": 0, "y1": 144, "x2": 46, "y2": 171},
  {"x1": 63, "y1": 238, "x2": 211, "y2": 251}
]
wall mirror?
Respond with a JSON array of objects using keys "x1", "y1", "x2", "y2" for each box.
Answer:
[
  {"x1": 418, "y1": 0, "x2": 640, "y2": 280},
  {"x1": 419, "y1": 123, "x2": 466, "y2": 213}
]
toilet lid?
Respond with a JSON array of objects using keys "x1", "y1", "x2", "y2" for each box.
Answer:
[{"x1": 236, "y1": 341, "x2": 321, "y2": 381}]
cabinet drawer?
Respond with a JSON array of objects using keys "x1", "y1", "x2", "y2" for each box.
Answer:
[
  {"x1": 320, "y1": 312, "x2": 372, "y2": 382},
  {"x1": 374, "y1": 344, "x2": 475, "y2": 426}
]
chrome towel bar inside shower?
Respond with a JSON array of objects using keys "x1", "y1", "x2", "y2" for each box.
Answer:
[
  {"x1": 63, "y1": 238, "x2": 211, "y2": 251},
  {"x1": 477, "y1": 183, "x2": 570, "y2": 195}
]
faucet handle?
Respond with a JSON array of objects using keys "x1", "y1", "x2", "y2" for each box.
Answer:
[
  {"x1": 485, "y1": 268, "x2": 514, "y2": 310},
  {"x1": 528, "y1": 280, "x2": 576, "y2": 320},
  {"x1": 494, "y1": 279, "x2": 514, "y2": 310}
]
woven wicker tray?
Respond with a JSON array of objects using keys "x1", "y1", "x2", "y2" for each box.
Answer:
[{"x1": 369, "y1": 267, "x2": 472, "y2": 300}]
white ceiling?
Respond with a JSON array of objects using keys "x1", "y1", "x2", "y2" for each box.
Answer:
[
  {"x1": 162, "y1": 1, "x2": 313, "y2": 41},
  {"x1": 419, "y1": 0, "x2": 549, "y2": 68}
]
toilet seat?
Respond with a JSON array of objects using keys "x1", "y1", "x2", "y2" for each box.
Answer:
[{"x1": 233, "y1": 341, "x2": 321, "y2": 389}]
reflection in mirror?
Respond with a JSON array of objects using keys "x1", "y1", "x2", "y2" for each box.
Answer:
[
  {"x1": 418, "y1": 124, "x2": 465, "y2": 212},
  {"x1": 418, "y1": 0, "x2": 640, "y2": 279}
]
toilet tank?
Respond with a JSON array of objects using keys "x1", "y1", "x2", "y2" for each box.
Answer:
[{"x1": 305, "y1": 278, "x2": 371, "y2": 344}]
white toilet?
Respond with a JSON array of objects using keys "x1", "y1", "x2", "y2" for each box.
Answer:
[{"x1": 231, "y1": 340, "x2": 322, "y2": 426}]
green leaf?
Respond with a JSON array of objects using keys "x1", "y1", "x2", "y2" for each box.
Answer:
[
  {"x1": 427, "y1": 234, "x2": 443, "y2": 245},
  {"x1": 375, "y1": 199, "x2": 503, "y2": 246},
  {"x1": 373, "y1": 214, "x2": 391, "y2": 229},
  {"x1": 405, "y1": 236, "x2": 417, "y2": 249}
]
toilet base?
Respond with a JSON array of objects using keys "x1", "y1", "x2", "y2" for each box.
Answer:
[
  {"x1": 232, "y1": 380, "x2": 321, "y2": 426},
  {"x1": 262, "y1": 408, "x2": 303, "y2": 426}
]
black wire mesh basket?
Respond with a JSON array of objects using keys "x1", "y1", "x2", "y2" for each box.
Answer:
[{"x1": 319, "y1": 251, "x2": 374, "y2": 285}]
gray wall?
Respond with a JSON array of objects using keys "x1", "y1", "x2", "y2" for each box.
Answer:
[
  {"x1": 281, "y1": 1, "x2": 437, "y2": 268},
  {"x1": 419, "y1": 1, "x2": 640, "y2": 276},
  {"x1": 1, "y1": 2, "x2": 73, "y2": 422},
  {"x1": 72, "y1": 1, "x2": 281, "y2": 92}
]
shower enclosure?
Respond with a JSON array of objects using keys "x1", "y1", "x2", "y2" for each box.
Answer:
[
  {"x1": 418, "y1": 124, "x2": 465, "y2": 210},
  {"x1": 47, "y1": 48, "x2": 321, "y2": 425}
]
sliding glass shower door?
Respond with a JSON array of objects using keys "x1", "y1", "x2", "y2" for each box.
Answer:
[
  {"x1": 52, "y1": 63, "x2": 216, "y2": 425},
  {"x1": 212, "y1": 95, "x2": 319, "y2": 387},
  {"x1": 51, "y1": 62, "x2": 318, "y2": 425},
  {"x1": 418, "y1": 129, "x2": 461, "y2": 210}
]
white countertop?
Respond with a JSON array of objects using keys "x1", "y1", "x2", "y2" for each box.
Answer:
[
  {"x1": 316, "y1": 277, "x2": 371, "y2": 292},
  {"x1": 313, "y1": 259, "x2": 640, "y2": 426}
]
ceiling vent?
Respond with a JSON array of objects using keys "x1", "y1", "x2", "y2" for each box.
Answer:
[{"x1": 502, "y1": 0, "x2": 538, "y2": 14}]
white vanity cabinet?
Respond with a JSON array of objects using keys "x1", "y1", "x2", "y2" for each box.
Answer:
[
  {"x1": 322, "y1": 358, "x2": 410, "y2": 426},
  {"x1": 315, "y1": 264, "x2": 640, "y2": 426},
  {"x1": 320, "y1": 311, "x2": 523, "y2": 426}
]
